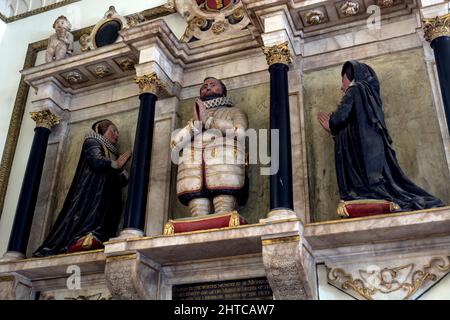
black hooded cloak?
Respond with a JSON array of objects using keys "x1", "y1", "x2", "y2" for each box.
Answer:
[
  {"x1": 33, "y1": 135, "x2": 127, "y2": 257},
  {"x1": 329, "y1": 60, "x2": 444, "y2": 211}
]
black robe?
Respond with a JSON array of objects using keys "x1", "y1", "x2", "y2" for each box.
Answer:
[
  {"x1": 329, "y1": 61, "x2": 444, "y2": 211},
  {"x1": 34, "y1": 138, "x2": 126, "y2": 257}
]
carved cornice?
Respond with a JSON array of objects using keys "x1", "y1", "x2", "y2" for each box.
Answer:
[
  {"x1": 134, "y1": 73, "x2": 166, "y2": 96},
  {"x1": 0, "y1": 0, "x2": 80, "y2": 24},
  {"x1": 262, "y1": 41, "x2": 293, "y2": 66},
  {"x1": 30, "y1": 110, "x2": 60, "y2": 130},
  {"x1": 423, "y1": 13, "x2": 450, "y2": 43}
]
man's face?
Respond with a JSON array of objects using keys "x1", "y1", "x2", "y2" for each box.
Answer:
[
  {"x1": 341, "y1": 74, "x2": 351, "y2": 93},
  {"x1": 104, "y1": 125, "x2": 119, "y2": 145},
  {"x1": 200, "y1": 78, "x2": 223, "y2": 100}
]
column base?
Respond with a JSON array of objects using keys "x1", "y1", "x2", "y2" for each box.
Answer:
[
  {"x1": 260, "y1": 209, "x2": 298, "y2": 223},
  {"x1": 0, "y1": 251, "x2": 25, "y2": 263}
]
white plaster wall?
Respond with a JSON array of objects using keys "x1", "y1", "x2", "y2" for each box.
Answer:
[{"x1": 0, "y1": 0, "x2": 186, "y2": 256}]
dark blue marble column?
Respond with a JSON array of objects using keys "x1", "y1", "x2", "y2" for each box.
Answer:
[
  {"x1": 263, "y1": 42, "x2": 294, "y2": 211},
  {"x1": 121, "y1": 74, "x2": 163, "y2": 237},
  {"x1": 424, "y1": 14, "x2": 450, "y2": 135},
  {"x1": 4, "y1": 110, "x2": 59, "y2": 259}
]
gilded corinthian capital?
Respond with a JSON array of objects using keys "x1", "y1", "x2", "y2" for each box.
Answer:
[
  {"x1": 423, "y1": 13, "x2": 450, "y2": 43},
  {"x1": 30, "y1": 110, "x2": 60, "y2": 130},
  {"x1": 134, "y1": 73, "x2": 165, "y2": 96},
  {"x1": 262, "y1": 42, "x2": 293, "y2": 66}
]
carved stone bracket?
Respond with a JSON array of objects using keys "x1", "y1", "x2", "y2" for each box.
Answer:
[
  {"x1": 262, "y1": 235, "x2": 315, "y2": 299},
  {"x1": 105, "y1": 253, "x2": 160, "y2": 300},
  {"x1": 262, "y1": 42, "x2": 293, "y2": 66},
  {"x1": 30, "y1": 109, "x2": 60, "y2": 130},
  {"x1": 0, "y1": 274, "x2": 33, "y2": 300},
  {"x1": 134, "y1": 73, "x2": 166, "y2": 96},
  {"x1": 326, "y1": 256, "x2": 450, "y2": 300},
  {"x1": 423, "y1": 13, "x2": 450, "y2": 43}
]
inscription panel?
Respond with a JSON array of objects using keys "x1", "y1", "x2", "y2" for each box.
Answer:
[{"x1": 172, "y1": 277, "x2": 273, "y2": 300}]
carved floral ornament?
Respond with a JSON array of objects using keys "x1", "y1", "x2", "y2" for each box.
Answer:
[
  {"x1": 340, "y1": 1, "x2": 360, "y2": 17},
  {"x1": 30, "y1": 110, "x2": 60, "y2": 130},
  {"x1": 327, "y1": 256, "x2": 450, "y2": 300},
  {"x1": 423, "y1": 13, "x2": 450, "y2": 43},
  {"x1": 305, "y1": 9, "x2": 326, "y2": 25},
  {"x1": 134, "y1": 73, "x2": 166, "y2": 96},
  {"x1": 262, "y1": 42, "x2": 293, "y2": 66},
  {"x1": 377, "y1": 0, "x2": 395, "y2": 8}
]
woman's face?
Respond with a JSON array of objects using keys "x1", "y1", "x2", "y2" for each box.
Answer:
[
  {"x1": 104, "y1": 125, "x2": 119, "y2": 145},
  {"x1": 341, "y1": 74, "x2": 352, "y2": 93}
]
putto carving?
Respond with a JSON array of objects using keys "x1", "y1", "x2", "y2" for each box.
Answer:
[
  {"x1": 30, "y1": 110, "x2": 60, "y2": 130},
  {"x1": 327, "y1": 257, "x2": 450, "y2": 300},
  {"x1": 340, "y1": 1, "x2": 360, "y2": 17},
  {"x1": 305, "y1": 9, "x2": 326, "y2": 25},
  {"x1": 134, "y1": 73, "x2": 165, "y2": 96},
  {"x1": 423, "y1": 13, "x2": 450, "y2": 43},
  {"x1": 46, "y1": 15, "x2": 74, "y2": 63},
  {"x1": 262, "y1": 42, "x2": 293, "y2": 66}
]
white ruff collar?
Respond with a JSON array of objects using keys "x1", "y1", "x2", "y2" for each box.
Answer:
[
  {"x1": 85, "y1": 131, "x2": 119, "y2": 156},
  {"x1": 202, "y1": 96, "x2": 233, "y2": 109}
]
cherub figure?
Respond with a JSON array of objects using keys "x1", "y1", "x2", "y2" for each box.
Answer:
[{"x1": 46, "y1": 15, "x2": 74, "y2": 63}]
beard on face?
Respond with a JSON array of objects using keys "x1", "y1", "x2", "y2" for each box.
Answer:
[{"x1": 200, "y1": 92, "x2": 225, "y2": 101}]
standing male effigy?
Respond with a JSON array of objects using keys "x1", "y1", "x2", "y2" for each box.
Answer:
[{"x1": 171, "y1": 77, "x2": 248, "y2": 217}]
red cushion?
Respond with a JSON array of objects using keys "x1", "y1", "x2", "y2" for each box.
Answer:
[
  {"x1": 164, "y1": 211, "x2": 248, "y2": 235},
  {"x1": 337, "y1": 200, "x2": 400, "y2": 218},
  {"x1": 67, "y1": 233, "x2": 104, "y2": 253}
]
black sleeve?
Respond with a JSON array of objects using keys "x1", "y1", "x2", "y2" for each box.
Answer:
[
  {"x1": 83, "y1": 138, "x2": 113, "y2": 171},
  {"x1": 329, "y1": 86, "x2": 357, "y2": 135}
]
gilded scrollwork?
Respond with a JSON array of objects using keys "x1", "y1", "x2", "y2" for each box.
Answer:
[
  {"x1": 262, "y1": 42, "x2": 293, "y2": 66},
  {"x1": 327, "y1": 256, "x2": 450, "y2": 300},
  {"x1": 423, "y1": 13, "x2": 450, "y2": 43}
]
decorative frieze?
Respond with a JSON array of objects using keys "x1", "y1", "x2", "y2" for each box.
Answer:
[{"x1": 327, "y1": 256, "x2": 450, "y2": 300}]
